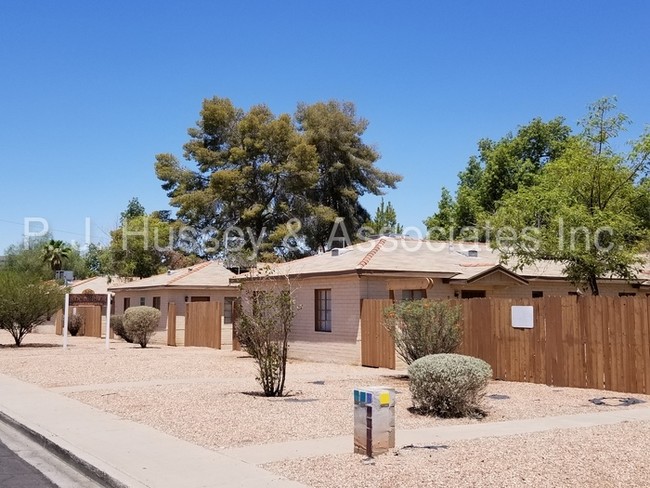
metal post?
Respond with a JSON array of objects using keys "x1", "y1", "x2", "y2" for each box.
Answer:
[
  {"x1": 63, "y1": 293, "x2": 69, "y2": 349},
  {"x1": 105, "y1": 293, "x2": 111, "y2": 350},
  {"x1": 366, "y1": 405, "x2": 373, "y2": 458}
]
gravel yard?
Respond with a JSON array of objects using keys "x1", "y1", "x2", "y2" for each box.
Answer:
[
  {"x1": 2, "y1": 330, "x2": 650, "y2": 486},
  {"x1": 265, "y1": 421, "x2": 650, "y2": 487}
]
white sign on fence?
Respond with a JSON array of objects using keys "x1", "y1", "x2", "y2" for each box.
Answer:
[{"x1": 511, "y1": 305, "x2": 534, "y2": 328}]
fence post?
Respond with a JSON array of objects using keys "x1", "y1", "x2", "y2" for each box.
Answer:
[
  {"x1": 232, "y1": 298, "x2": 240, "y2": 351},
  {"x1": 167, "y1": 302, "x2": 176, "y2": 346}
]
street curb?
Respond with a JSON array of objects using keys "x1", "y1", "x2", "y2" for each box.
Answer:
[{"x1": 0, "y1": 409, "x2": 128, "y2": 488}]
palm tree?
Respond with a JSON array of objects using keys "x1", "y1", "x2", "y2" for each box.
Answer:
[{"x1": 42, "y1": 239, "x2": 71, "y2": 276}]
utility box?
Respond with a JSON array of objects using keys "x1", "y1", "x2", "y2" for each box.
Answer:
[{"x1": 353, "y1": 387, "x2": 396, "y2": 457}]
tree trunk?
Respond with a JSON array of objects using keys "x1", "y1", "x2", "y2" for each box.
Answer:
[{"x1": 588, "y1": 275, "x2": 600, "y2": 295}]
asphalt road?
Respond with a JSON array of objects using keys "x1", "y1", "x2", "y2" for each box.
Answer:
[
  {"x1": 0, "y1": 420, "x2": 102, "y2": 488},
  {"x1": 0, "y1": 437, "x2": 57, "y2": 488}
]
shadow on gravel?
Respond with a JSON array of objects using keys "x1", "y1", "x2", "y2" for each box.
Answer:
[
  {"x1": 0, "y1": 343, "x2": 60, "y2": 349},
  {"x1": 397, "y1": 444, "x2": 449, "y2": 453},
  {"x1": 381, "y1": 374, "x2": 409, "y2": 381},
  {"x1": 241, "y1": 390, "x2": 304, "y2": 399}
]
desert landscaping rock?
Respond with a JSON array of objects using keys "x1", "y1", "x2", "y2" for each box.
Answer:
[
  {"x1": 2, "y1": 330, "x2": 650, "y2": 486},
  {"x1": 265, "y1": 421, "x2": 650, "y2": 487}
]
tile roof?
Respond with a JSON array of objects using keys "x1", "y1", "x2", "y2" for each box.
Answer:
[
  {"x1": 234, "y1": 237, "x2": 650, "y2": 284},
  {"x1": 107, "y1": 261, "x2": 237, "y2": 291}
]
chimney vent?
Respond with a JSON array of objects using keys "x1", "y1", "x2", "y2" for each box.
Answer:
[{"x1": 468, "y1": 249, "x2": 479, "y2": 258}]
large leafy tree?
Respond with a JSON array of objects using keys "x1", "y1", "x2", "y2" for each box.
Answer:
[
  {"x1": 491, "y1": 98, "x2": 650, "y2": 294},
  {"x1": 3, "y1": 237, "x2": 92, "y2": 281},
  {"x1": 107, "y1": 199, "x2": 175, "y2": 278},
  {"x1": 365, "y1": 198, "x2": 403, "y2": 235},
  {"x1": 0, "y1": 270, "x2": 65, "y2": 346},
  {"x1": 425, "y1": 187, "x2": 456, "y2": 240},
  {"x1": 120, "y1": 197, "x2": 146, "y2": 221},
  {"x1": 295, "y1": 101, "x2": 401, "y2": 250},
  {"x1": 3, "y1": 238, "x2": 51, "y2": 278},
  {"x1": 155, "y1": 97, "x2": 401, "y2": 259},
  {"x1": 156, "y1": 98, "x2": 319, "y2": 260},
  {"x1": 425, "y1": 117, "x2": 571, "y2": 239}
]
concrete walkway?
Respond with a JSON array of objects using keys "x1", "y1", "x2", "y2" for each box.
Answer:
[
  {"x1": 0, "y1": 374, "x2": 304, "y2": 488},
  {"x1": 224, "y1": 407, "x2": 650, "y2": 465},
  {"x1": 1, "y1": 372, "x2": 649, "y2": 487}
]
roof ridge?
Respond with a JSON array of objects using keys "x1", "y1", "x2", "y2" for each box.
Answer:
[
  {"x1": 70, "y1": 276, "x2": 97, "y2": 287},
  {"x1": 356, "y1": 238, "x2": 386, "y2": 269},
  {"x1": 166, "y1": 261, "x2": 211, "y2": 285}
]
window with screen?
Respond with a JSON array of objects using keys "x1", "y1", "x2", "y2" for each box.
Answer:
[
  {"x1": 224, "y1": 297, "x2": 236, "y2": 324},
  {"x1": 401, "y1": 289, "x2": 426, "y2": 300},
  {"x1": 315, "y1": 289, "x2": 332, "y2": 332}
]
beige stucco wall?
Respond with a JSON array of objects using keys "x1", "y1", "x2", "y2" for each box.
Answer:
[
  {"x1": 359, "y1": 276, "x2": 391, "y2": 299},
  {"x1": 286, "y1": 275, "x2": 362, "y2": 365}
]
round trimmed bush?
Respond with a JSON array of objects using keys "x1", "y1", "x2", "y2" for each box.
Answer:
[
  {"x1": 110, "y1": 314, "x2": 133, "y2": 343},
  {"x1": 408, "y1": 353, "x2": 492, "y2": 418},
  {"x1": 123, "y1": 306, "x2": 160, "y2": 348}
]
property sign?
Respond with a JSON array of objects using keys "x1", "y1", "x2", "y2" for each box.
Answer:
[
  {"x1": 511, "y1": 305, "x2": 534, "y2": 328},
  {"x1": 68, "y1": 293, "x2": 107, "y2": 306}
]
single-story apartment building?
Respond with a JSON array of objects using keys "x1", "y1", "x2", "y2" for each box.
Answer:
[
  {"x1": 109, "y1": 261, "x2": 239, "y2": 347},
  {"x1": 233, "y1": 236, "x2": 650, "y2": 365}
]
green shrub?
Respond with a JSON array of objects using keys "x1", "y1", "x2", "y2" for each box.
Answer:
[
  {"x1": 68, "y1": 314, "x2": 83, "y2": 336},
  {"x1": 383, "y1": 299, "x2": 462, "y2": 365},
  {"x1": 110, "y1": 314, "x2": 133, "y2": 343},
  {"x1": 0, "y1": 270, "x2": 65, "y2": 346},
  {"x1": 123, "y1": 306, "x2": 160, "y2": 348},
  {"x1": 236, "y1": 281, "x2": 297, "y2": 397},
  {"x1": 408, "y1": 353, "x2": 492, "y2": 418}
]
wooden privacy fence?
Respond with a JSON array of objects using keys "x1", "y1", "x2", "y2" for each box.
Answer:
[
  {"x1": 167, "y1": 302, "x2": 176, "y2": 346},
  {"x1": 185, "y1": 301, "x2": 222, "y2": 349},
  {"x1": 54, "y1": 306, "x2": 103, "y2": 337},
  {"x1": 360, "y1": 296, "x2": 650, "y2": 394},
  {"x1": 231, "y1": 299, "x2": 241, "y2": 351},
  {"x1": 360, "y1": 299, "x2": 395, "y2": 369},
  {"x1": 78, "y1": 305, "x2": 102, "y2": 338}
]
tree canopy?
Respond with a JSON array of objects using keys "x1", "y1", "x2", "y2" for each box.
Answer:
[
  {"x1": 489, "y1": 98, "x2": 650, "y2": 294},
  {"x1": 425, "y1": 97, "x2": 650, "y2": 294},
  {"x1": 365, "y1": 198, "x2": 403, "y2": 235},
  {"x1": 105, "y1": 198, "x2": 200, "y2": 278},
  {"x1": 425, "y1": 117, "x2": 571, "y2": 239},
  {"x1": 0, "y1": 270, "x2": 66, "y2": 346},
  {"x1": 2, "y1": 236, "x2": 93, "y2": 281},
  {"x1": 155, "y1": 97, "x2": 401, "y2": 261}
]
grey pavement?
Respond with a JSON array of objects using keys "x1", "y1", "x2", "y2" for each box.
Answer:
[
  {"x1": 0, "y1": 419, "x2": 102, "y2": 488},
  {"x1": 0, "y1": 436, "x2": 57, "y2": 488},
  {"x1": 1, "y1": 371, "x2": 650, "y2": 488}
]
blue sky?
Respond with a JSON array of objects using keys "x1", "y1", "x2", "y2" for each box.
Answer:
[{"x1": 1, "y1": 1, "x2": 649, "y2": 253}]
